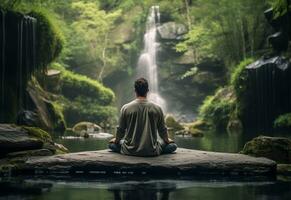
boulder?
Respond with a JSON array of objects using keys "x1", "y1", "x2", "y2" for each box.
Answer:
[
  {"x1": 13, "y1": 148, "x2": 276, "y2": 177},
  {"x1": 72, "y1": 122, "x2": 102, "y2": 135},
  {"x1": 27, "y1": 78, "x2": 66, "y2": 131},
  {"x1": 277, "y1": 164, "x2": 291, "y2": 175},
  {"x1": 174, "y1": 50, "x2": 195, "y2": 65},
  {"x1": 241, "y1": 136, "x2": 291, "y2": 164},
  {"x1": 0, "y1": 124, "x2": 43, "y2": 156},
  {"x1": 157, "y1": 22, "x2": 187, "y2": 40},
  {"x1": 16, "y1": 110, "x2": 40, "y2": 127},
  {"x1": 165, "y1": 115, "x2": 184, "y2": 131},
  {"x1": 6, "y1": 149, "x2": 53, "y2": 158}
]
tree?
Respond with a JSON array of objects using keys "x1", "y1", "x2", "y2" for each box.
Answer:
[{"x1": 70, "y1": 1, "x2": 121, "y2": 81}]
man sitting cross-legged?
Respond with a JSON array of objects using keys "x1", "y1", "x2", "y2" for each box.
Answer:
[{"x1": 109, "y1": 77, "x2": 177, "y2": 156}]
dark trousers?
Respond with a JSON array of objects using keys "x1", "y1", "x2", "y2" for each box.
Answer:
[{"x1": 108, "y1": 140, "x2": 177, "y2": 154}]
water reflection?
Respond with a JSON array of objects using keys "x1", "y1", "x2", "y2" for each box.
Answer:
[
  {"x1": 1, "y1": 178, "x2": 291, "y2": 200},
  {"x1": 109, "y1": 180, "x2": 176, "y2": 200}
]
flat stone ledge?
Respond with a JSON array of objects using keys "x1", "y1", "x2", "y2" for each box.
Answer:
[{"x1": 12, "y1": 148, "x2": 276, "y2": 177}]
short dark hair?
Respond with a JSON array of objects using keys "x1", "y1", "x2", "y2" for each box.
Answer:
[{"x1": 134, "y1": 78, "x2": 149, "y2": 97}]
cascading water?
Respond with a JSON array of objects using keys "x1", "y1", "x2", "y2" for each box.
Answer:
[
  {"x1": 0, "y1": 10, "x2": 37, "y2": 122},
  {"x1": 137, "y1": 6, "x2": 166, "y2": 111}
]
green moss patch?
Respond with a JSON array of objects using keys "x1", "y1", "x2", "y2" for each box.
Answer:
[
  {"x1": 274, "y1": 113, "x2": 291, "y2": 130},
  {"x1": 29, "y1": 9, "x2": 64, "y2": 69},
  {"x1": 199, "y1": 87, "x2": 236, "y2": 130},
  {"x1": 22, "y1": 126, "x2": 52, "y2": 143}
]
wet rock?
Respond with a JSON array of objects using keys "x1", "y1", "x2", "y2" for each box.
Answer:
[
  {"x1": 174, "y1": 50, "x2": 195, "y2": 65},
  {"x1": 43, "y1": 142, "x2": 69, "y2": 154},
  {"x1": 6, "y1": 149, "x2": 53, "y2": 158},
  {"x1": 241, "y1": 136, "x2": 291, "y2": 164},
  {"x1": 277, "y1": 164, "x2": 291, "y2": 175},
  {"x1": 45, "y1": 69, "x2": 61, "y2": 93},
  {"x1": 27, "y1": 78, "x2": 66, "y2": 131},
  {"x1": 157, "y1": 22, "x2": 187, "y2": 40},
  {"x1": 16, "y1": 148, "x2": 276, "y2": 177},
  {"x1": 16, "y1": 110, "x2": 40, "y2": 127},
  {"x1": 0, "y1": 124, "x2": 43, "y2": 156},
  {"x1": 165, "y1": 115, "x2": 184, "y2": 131}
]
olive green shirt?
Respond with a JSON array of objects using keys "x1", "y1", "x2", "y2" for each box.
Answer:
[{"x1": 116, "y1": 99, "x2": 167, "y2": 156}]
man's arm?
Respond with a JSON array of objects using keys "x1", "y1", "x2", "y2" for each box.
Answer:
[
  {"x1": 157, "y1": 108, "x2": 173, "y2": 144},
  {"x1": 114, "y1": 107, "x2": 127, "y2": 143}
]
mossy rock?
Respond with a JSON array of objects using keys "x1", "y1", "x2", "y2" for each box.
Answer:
[
  {"x1": 274, "y1": 113, "x2": 291, "y2": 130},
  {"x1": 189, "y1": 120, "x2": 211, "y2": 131},
  {"x1": 199, "y1": 87, "x2": 236, "y2": 130},
  {"x1": 29, "y1": 9, "x2": 64, "y2": 69},
  {"x1": 165, "y1": 115, "x2": 184, "y2": 131},
  {"x1": 22, "y1": 126, "x2": 52, "y2": 143},
  {"x1": 72, "y1": 122, "x2": 102, "y2": 133},
  {"x1": 241, "y1": 136, "x2": 291, "y2": 164},
  {"x1": 46, "y1": 100, "x2": 66, "y2": 131},
  {"x1": 42, "y1": 142, "x2": 69, "y2": 155}
]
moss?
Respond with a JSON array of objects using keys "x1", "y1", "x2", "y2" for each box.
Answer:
[
  {"x1": 51, "y1": 63, "x2": 115, "y2": 105},
  {"x1": 49, "y1": 101, "x2": 67, "y2": 131},
  {"x1": 272, "y1": 0, "x2": 290, "y2": 19},
  {"x1": 189, "y1": 120, "x2": 211, "y2": 131},
  {"x1": 274, "y1": 113, "x2": 291, "y2": 129},
  {"x1": 231, "y1": 58, "x2": 254, "y2": 97},
  {"x1": 22, "y1": 126, "x2": 52, "y2": 143},
  {"x1": 63, "y1": 97, "x2": 117, "y2": 127},
  {"x1": 165, "y1": 115, "x2": 184, "y2": 131},
  {"x1": 241, "y1": 135, "x2": 291, "y2": 163},
  {"x1": 199, "y1": 87, "x2": 236, "y2": 130},
  {"x1": 29, "y1": 9, "x2": 64, "y2": 69}
]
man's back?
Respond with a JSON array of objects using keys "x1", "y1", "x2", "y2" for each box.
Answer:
[{"x1": 116, "y1": 99, "x2": 167, "y2": 156}]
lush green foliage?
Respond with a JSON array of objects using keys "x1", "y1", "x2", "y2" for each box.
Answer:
[
  {"x1": 52, "y1": 63, "x2": 114, "y2": 105},
  {"x1": 272, "y1": 0, "x2": 291, "y2": 18},
  {"x1": 199, "y1": 87, "x2": 236, "y2": 130},
  {"x1": 274, "y1": 113, "x2": 291, "y2": 129},
  {"x1": 29, "y1": 9, "x2": 64, "y2": 69},
  {"x1": 61, "y1": 97, "x2": 117, "y2": 127},
  {"x1": 231, "y1": 58, "x2": 254, "y2": 97},
  {"x1": 50, "y1": 63, "x2": 116, "y2": 127},
  {"x1": 176, "y1": 0, "x2": 270, "y2": 67},
  {"x1": 230, "y1": 58, "x2": 255, "y2": 121}
]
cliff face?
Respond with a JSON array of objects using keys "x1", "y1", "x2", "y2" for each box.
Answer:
[{"x1": 0, "y1": 9, "x2": 63, "y2": 129}]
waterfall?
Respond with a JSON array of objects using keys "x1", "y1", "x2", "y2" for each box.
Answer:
[
  {"x1": 0, "y1": 10, "x2": 37, "y2": 122},
  {"x1": 137, "y1": 6, "x2": 166, "y2": 111},
  {"x1": 0, "y1": 10, "x2": 5, "y2": 121}
]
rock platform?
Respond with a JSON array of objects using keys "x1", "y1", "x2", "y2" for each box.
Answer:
[{"x1": 13, "y1": 148, "x2": 276, "y2": 177}]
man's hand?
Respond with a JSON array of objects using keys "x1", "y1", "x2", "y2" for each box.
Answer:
[
  {"x1": 109, "y1": 138, "x2": 117, "y2": 144},
  {"x1": 166, "y1": 138, "x2": 175, "y2": 144}
]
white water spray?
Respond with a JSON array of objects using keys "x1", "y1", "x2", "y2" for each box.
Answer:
[{"x1": 137, "y1": 6, "x2": 166, "y2": 111}]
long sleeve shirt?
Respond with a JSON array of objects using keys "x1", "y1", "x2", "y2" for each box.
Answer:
[{"x1": 116, "y1": 98, "x2": 168, "y2": 156}]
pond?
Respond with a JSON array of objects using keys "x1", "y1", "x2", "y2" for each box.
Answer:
[{"x1": 1, "y1": 131, "x2": 291, "y2": 200}]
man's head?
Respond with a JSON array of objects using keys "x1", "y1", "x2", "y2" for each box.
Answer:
[{"x1": 134, "y1": 78, "x2": 149, "y2": 97}]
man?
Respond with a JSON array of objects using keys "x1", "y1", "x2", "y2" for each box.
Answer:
[{"x1": 109, "y1": 78, "x2": 177, "y2": 156}]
